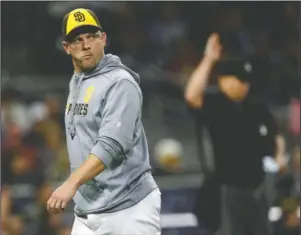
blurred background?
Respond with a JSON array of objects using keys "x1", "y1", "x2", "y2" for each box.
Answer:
[{"x1": 1, "y1": 1, "x2": 300, "y2": 235}]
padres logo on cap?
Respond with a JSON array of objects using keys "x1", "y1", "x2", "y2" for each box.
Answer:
[
  {"x1": 62, "y1": 8, "x2": 103, "y2": 37},
  {"x1": 74, "y1": 12, "x2": 86, "y2": 22}
]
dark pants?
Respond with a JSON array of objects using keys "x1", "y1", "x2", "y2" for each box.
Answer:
[{"x1": 216, "y1": 184, "x2": 272, "y2": 235}]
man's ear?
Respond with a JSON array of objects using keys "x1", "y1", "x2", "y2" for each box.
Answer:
[
  {"x1": 101, "y1": 32, "x2": 107, "y2": 47},
  {"x1": 62, "y1": 41, "x2": 70, "y2": 55}
]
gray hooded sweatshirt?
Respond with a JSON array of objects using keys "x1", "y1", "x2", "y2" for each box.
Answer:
[{"x1": 65, "y1": 54, "x2": 158, "y2": 215}]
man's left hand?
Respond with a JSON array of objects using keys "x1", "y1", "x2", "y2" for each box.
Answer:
[{"x1": 47, "y1": 180, "x2": 78, "y2": 214}]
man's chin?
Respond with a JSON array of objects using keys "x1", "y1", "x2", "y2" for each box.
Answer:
[{"x1": 81, "y1": 64, "x2": 97, "y2": 73}]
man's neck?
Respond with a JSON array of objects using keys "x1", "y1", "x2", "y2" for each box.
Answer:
[{"x1": 73, "y1": 61, "x2": 82, "y2": 75}]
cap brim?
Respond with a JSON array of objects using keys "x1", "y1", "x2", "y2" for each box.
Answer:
[
  {"x1": 218, "y1": 73, "x2": 251, "y2": 83},
  {"x1": 216, "y1": 60, "x2": 253, "y2": 83}
]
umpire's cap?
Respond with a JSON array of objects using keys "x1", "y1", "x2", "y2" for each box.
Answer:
[
  {"x1": 62, "y1": 8, "x2": 103, "y2": 41},
  {"x1": 216, "y1": 58, "x2": 254, "y2": 83}
]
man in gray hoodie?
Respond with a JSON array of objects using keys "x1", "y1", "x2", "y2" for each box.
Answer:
[{"x1": 47, "y1": 8, "x2": 161, "y2": 235}]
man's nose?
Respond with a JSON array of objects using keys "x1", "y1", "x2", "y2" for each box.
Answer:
[{"x1": 82, "y1": 38, "x2": 91, "y2": 50}]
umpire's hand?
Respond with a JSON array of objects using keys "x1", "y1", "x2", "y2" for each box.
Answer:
[
  {"x1": 47, "y1": 180, "x2": 77, "y2": 214},
  {"x1": 204, "y1": 33, "x2": 222, "y2": 62}
]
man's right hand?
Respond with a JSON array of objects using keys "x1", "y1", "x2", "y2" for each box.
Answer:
[{"x1": 204, "y1": 33, "x2": 222, "y2": 63}]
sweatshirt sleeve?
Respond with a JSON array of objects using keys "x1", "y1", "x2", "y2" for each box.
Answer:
[{"x1": 90, "y1": 79, "x2": 141, "y2": 169}]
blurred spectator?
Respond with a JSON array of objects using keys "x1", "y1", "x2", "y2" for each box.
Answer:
[
  {"x1": 148, "y1": 2, "x2": 189, "y2": 66},
  {"x1": 270, "y1": 36, "x2": 301, "y2": 105},
  {"x1": 1, "y1": 186, "x2": 12, "y2": 235},
  {"x1": 149, "y1": 3, "x2": 188, "y2": 48},
  {"x1": 44, "y1": 94, "x2": 64, "y2": 126},
  {"x1": 9, "y1": 143, "x2": 45, "y2": 234},
  {"x1": 289, "y1": 99, "x2": 300, "y2": 137},
  {"x1": 273, "y1": 2, "x2": 300, "y2": 48},
  {"x1": 292, "y1": 147, "x2": 300, "y2": 184},
  {"x1": 164, "y1": 38, "x2": 200, "y2": 87},
  {"x1": 6, "y1": 215, "x2": 26, "y2": 235},
  {"x1": 273, "y1": 145, "x2": 300, "y2": 235},
  {"x1": 1, "y1": 89, "x2": 30, "y2": 134},
  {"x1": 57, "y1": 227, "x2": 72, "y2": 235}
]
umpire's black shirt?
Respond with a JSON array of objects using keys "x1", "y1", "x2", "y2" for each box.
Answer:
[{"x1": 192, "y1": 90, "x2": 277, "y2": 189}]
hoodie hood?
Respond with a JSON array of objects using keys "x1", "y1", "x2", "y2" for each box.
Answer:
[{"x1": 84, "y1": 53, "x2": 140, "y2": 84}]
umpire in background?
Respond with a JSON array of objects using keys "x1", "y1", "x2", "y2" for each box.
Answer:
[{"x1": 185, "y1": 33, "x2": 286, "y2": 235}]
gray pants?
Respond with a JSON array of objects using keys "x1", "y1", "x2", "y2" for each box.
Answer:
[{"x1": 215, "y1": 184, "x2": 272, "y2": 235}]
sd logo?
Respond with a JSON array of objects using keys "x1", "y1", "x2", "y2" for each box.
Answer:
[{"x1": 74, "y1": 12, "x2": 85, "y2": 22}]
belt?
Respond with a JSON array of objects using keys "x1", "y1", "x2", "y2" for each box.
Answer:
[{"x1": 76, "y1": 214, "x2": 88, "y2": 219}]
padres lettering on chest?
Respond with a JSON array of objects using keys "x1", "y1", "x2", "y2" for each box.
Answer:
[{"x1": 65, "y1": 85, "x2": 95, "y2": 117}]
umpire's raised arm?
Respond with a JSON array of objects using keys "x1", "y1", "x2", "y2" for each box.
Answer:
[{"x1": 185, "y1": 33, "x2": 222, "y2": 108}]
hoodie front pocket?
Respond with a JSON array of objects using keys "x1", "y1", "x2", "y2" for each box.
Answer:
[
  {"x1": 78, "y1": 180, "x2": 103, "y2": 202},
  {"x1": 70, "y1": 167, "x2": 103, "y2": 202}
]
